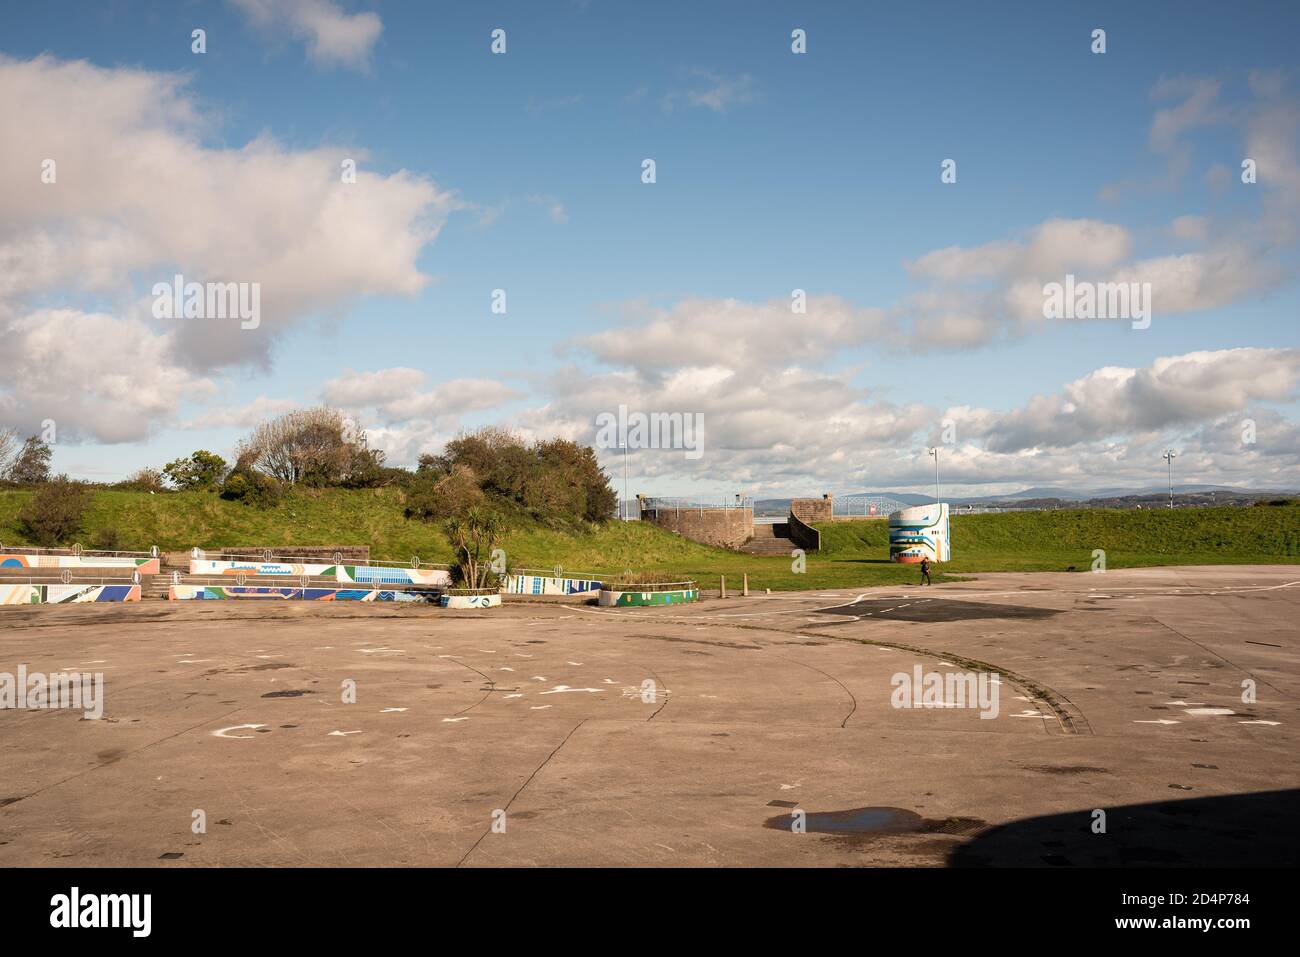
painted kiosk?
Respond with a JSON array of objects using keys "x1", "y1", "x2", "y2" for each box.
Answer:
[{"x1": 887, "y1": 504, "x2": 951, "y2": 563}]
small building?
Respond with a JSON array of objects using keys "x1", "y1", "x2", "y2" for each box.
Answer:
[{"x1": 888, "y1": 504, "x2": 951, "y2": 563}]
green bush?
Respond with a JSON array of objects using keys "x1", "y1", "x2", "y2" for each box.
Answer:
[
  {"x1": 220, "y1": 467, "x2": 283, "y2": 509},
  {"x1": 17, "y1": 479, "x2": 91, "y2": 546}
]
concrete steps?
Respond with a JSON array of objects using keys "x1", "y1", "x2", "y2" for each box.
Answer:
[{"x1": 738, "y1": 523, "x2": 799, "y2": 556}]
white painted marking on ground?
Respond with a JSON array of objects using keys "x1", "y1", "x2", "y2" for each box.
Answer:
[
  {"x1": 1135, "y1": 719, "x2": 1181, "y2": 725},
  {"x1": 1239, "y1": 720, "x2": 1281, "y2": 726},
  {"x1": 539, "y1": 685, "x2": 604, "y2": 695},
  {"x1": 530, "y1": 705, "x2": 552, "y2": 710},
  {"x1": 567, "y1": 661, "x2": 584, "y2": 666},
  {"x1": 380, "y1": 708, "x2": 407, "y2": 713},
  {"x1": 503, "y1": 693, "x2": 524, "y2": 699},
  {"x1": 442, "y1": 717, "x2": 469, "y2": 723},
  {"x1": 212, "y1": 724, "x2": 266, "y2": 739},
  {"x1": 531, "y1": 675, "x2": 548, "y2": 682},
  {"x1": 1184, "y1": 707, "x2": 1235, "y2": 716},
  {"x1": 499, "y1": 667, "x2": 515, "y2": 672},
  {"x1": 328, "y1": 730, "x2": 363, "y2": 736},
  {"x1": 1010, "y1": 711, "x2": 1050, "y2": 719}
]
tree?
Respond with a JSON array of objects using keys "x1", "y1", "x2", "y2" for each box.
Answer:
[
  {"x1": 7, "y1": 436, "x2": 52, "y2": 484},
  {"x1": 237, "y1": 408, "x2": 381, "y2": 487},
  {"x1": 444, "y1": 507, "x2": 507, "y2": 590},
  {"x1": 431, "y1": 427, "x2": 618, "y2": 527},
  {"x1": 162, "y1": 450, "x2": 228, "y2": 490},
  {"x1": 0, "y1": 427, "x2": 18, "y2": 477},
  {"x1": 17, "y1": 478, "x2": 89, "y2": 546}
]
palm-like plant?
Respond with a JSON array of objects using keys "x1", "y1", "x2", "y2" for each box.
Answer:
[{"x1": 444, "y1": 507, "x2": 507, "y2": 589}]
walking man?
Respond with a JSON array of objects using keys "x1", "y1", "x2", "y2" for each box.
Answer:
[{"x1": 919, "y1": 556, "x2": 932, "y2": 586}]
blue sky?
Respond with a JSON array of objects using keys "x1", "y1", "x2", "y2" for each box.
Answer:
[{"x1": 0, "y1": 0, "x2": 1297, "y2": 496}]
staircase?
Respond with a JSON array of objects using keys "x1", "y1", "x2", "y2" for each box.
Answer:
[{"x1": 738, "y1": 522, "x2": 799, "y2": 556}]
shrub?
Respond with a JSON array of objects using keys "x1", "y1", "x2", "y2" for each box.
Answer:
[
  {"x1": 405, "y1": 465, "x2": 485, "y2": 524},
  {"x1": 220, "y1": 455, "x2": 284, "y2": 508},
  {"x1": 162, "y1": 450, "x2": 228, "y2": 490},
  {"x1": 17, "y1": 478, "x2": 90, "y2": 546},
  {"x1": 116, "y1": 467, "x2": 165, "y2": 493},
  {"x1": 90, "y1": 526, "x2": 122, "y2": 552}
]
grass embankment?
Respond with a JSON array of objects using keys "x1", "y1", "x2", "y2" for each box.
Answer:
[{"x1": 1, "y1": 489, "x2": 1297, "y2": 592}]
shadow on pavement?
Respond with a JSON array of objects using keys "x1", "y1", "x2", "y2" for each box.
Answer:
[{"x1": 950, "y1": 789, "x2": 1300, "y2": 867}]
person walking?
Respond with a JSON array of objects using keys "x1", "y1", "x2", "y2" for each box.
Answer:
[{"x1": 919, "y1": 556, "x2": 932, "y2": 586}]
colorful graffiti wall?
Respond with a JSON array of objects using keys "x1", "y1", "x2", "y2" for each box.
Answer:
[
  {"x1": 169, "y1": 585, "x2": 436, "y2": 601},
  {"x1": 188, "y1": 560, "x2": 450, "y2": 586},
  {"x1": 887, "y1": 503, "x2": 951, "y2": 563},
  {"x1": 503, "y1": 574, "x2": 603, "y2": 596},
  {"x1": 0, "y1": 554, "x2": 160, "y2": 574},
  {"x1": 0, "y1": 583, "x2": 141, "y2": 605}
]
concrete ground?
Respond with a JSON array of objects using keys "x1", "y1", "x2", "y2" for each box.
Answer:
[{"x1": 0, "y1": 565, "x2": 1296, "y2": 867}]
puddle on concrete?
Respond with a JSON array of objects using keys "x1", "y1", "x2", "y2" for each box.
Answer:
[
  {"x1": 1022, "y1": 765, "x2": 1109, "y2": 775},
  {"x1": 764, "y1": 806, "x2": 990, "y2": 839},
  {"x1": 764, "y1": 806, "x2": 924, "y2": 834}
]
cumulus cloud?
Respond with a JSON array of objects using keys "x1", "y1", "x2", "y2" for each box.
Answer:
[
  {"x1": 954, "y1": 348, "x2": 1300, "y2": 453},
  {"x1": 0, "y1": 54, "x2": 454, "y2": 372},
  {"x1": 0, "y1": 310, "x2": 214, "y2": 443},
  {"x1": 575, "y1": 296, "x2": 889, "y2": 374},
  {"x1": 180, "y1": 395, "x2": 300, "y2": 431},
  {"x1": 899, "y1": 217, "x2": 1285, "y2": 347},
  {"x1": 230, "y1": 0, "x2": 383, "y2": 71},
  {"x1": 316, "y1": 368, "x2": 523, "y2": 462},
  {"x1": 0, "y1": 54, "x2": 454, "y2": 442}
]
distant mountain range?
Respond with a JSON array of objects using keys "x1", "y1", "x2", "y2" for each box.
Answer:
[{"x1": 752, "y1": 484, "x2": 1298, "y2": 514}]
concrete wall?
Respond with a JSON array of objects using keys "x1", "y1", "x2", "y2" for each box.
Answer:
[
  {"x1": 640, "y1": 506, "x2": 753, "y2": 548},
  {"x1": 787, "y1": 513, "x2": 821, "y2": 551},
  {"x1": 790, "y1": 494, "x2": 833, "y2": 524}
]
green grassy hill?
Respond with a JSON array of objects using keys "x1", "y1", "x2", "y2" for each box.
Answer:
[{"x1": 1, "y1": 488, "x2": 1296, "y2": 591}]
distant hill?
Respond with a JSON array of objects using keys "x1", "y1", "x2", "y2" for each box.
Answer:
[{"x1": 755, "y1": 484, "x2": 1298, "y2": 514}]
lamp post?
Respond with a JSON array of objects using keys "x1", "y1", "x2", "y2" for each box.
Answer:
[
  {"x1": 620, "y1": 442, "x2": 629, "y2": 520},
  {"x1": 927, "y1": 447, "x2": 940, "y2": 504},
  {"x1": 1163, "y1": 449, "x2": 1177, "y2": 509}
]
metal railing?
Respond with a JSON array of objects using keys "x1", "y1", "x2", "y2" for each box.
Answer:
[
  {"x1": 0, "y1": 543, "x2": 160, "y2": 559},
  {"x1": 832, "y1": 495, "x2": 910, "y2": 517},
  {"x1": 640, "y1": 497, "x2": 753, "y2": 510},
  {"x1": 189, "y1": 547, "x2": 450, "y2": 571}
]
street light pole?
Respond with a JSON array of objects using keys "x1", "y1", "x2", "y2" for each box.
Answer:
[
  {"x1": 621, "y1": 442, "x2": 629, "y2": 520},
  {"x1": 927, "y1": 447, "x2": 940, "y2": 504},
  {"x1": 1163, "y1": 449, "x2": 1177, "y2": 509}
]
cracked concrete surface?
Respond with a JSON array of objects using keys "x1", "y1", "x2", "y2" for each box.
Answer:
[{"x1": 0, "y1": 565, "x2": 1296, "y2": 866}]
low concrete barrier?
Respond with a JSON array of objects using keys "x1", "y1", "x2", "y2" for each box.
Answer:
[
  {"x1": 0, "y1": 583, "x2": 141, "y2": 604},
  {"x1": 168, "y1": 585, "x2": 435, "y2": 602},
  {"x1": 598, "y1": 582, "x2": 699, "y2": 607}
]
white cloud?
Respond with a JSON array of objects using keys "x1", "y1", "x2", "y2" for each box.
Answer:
[
  {"x1": 230, "y1": 0, "x2": 383, "y2": 71},
  {"x1": 958, "y1": 348, "x2": 1300, "y2": 453},
  {"x1": 0, "y1": 54, "x2": 454, "y2": 373},
  {"x1": 180, "y1": 396, "x2": 300, "y2": 431},
  {"x1": 322, "y1": 367, "x2": 427, "y2": 407},
  {"x1": 575, "y1": 296, "x2": 888, "y2": 374},
  {"x1": 0, "y1": 310, "x2": 214, "y2": 443},
  {"x1": 662, "y1": 70, "x2": 757, "y2": 113}
]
